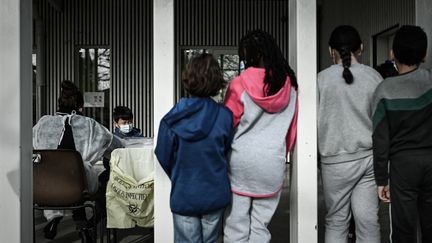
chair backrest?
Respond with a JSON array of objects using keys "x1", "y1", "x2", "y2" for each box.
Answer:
[{"x1": 33, "y1": 149, "x2": 87, "y2": 206}]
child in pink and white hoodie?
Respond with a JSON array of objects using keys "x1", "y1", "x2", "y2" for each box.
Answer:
[{"x1": 223, "y1": 30, "x2": 298, "y2": 243}]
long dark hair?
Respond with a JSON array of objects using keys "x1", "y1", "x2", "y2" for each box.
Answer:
[
  {"x1": 57, "y1": 80, "x2": 84, "y2": 113},
  {"x1": 328, "y1": 25, "x2": 362, "y2": 84},
  {"x1": 239, "y1": 30, "x2": 297, "y2": 96}
]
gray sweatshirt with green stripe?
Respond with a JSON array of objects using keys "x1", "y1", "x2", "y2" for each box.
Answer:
[{"x1": 372, "y1": 68, "x2": 432, "y2": 186}]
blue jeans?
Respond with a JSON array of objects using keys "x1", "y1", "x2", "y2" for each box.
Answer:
[{"x1": 173, "y1": 208, "x2": 224, "y2": 243}]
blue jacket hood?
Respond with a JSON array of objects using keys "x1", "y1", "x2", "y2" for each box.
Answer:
[{"x1": 162, "y1": 98, "x2": 220, "y2": 141}]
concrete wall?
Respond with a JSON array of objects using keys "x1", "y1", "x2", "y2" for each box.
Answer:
[
  {"x1": 153, "y1": 0, "x2": 175, "y2": 241},
  {"x1": 319, "y1": 0, "x2": 415, "y2": 71},
  {"x1": 175, "y1": 0, "x2": 290, "y2": 58},
  {"x1": 0, "y1": 0, "x2": 33, "y2": 242},
  {"x1": 289, "y1": 0, "x2": 318, "y2": 242}
]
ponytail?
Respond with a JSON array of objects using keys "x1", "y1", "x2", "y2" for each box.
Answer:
[
  {"x1": 328, "y1": 25, "x2": 362, "y2": 85},
  {"x1": 58, "y1": 80, "x2": 83, "y2": 113},
  {"x1": 339, "y1": 47, "x2": 353, "y2": 84}
]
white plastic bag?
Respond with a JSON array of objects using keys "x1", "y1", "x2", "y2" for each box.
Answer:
[{"x1": 106, "y1": 148, "x2": 154, "y2": 228}]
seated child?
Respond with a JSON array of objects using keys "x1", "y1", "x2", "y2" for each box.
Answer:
[
  {"x1": 113, "y1": 106, "x2": 144, "y2": 138},
  {"x1": 102, "y1": 106, "x2": 144, "y2": 169}
]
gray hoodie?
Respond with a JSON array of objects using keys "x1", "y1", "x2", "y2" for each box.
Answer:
[{"x1": 224, "y1": 67, "x2": 297, "y2": 197}]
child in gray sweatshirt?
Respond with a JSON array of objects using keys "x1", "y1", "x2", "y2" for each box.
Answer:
[{"x1": 317, "y1": 25, "x2": 382, "y2": 243}]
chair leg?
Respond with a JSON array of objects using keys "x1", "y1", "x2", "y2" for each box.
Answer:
[
  {"x1": 83, "y1": 204, "x2": 98, "y2": 243},
  {"x1": 107, "y1": 228, "x2": 111, "y2": 243},
  {"x1": 33, "y1": 208, "x2": 36, "y2": 243},
  {"x1": 99, "y1": 219, "x2": 102, "y2": 243},
  {"x1": 99, "y1": 217, "x2": 105, "y2": 243},
  {"x1": 113, "y1": 229, "x2": 117, "y2": 243},
  {"x1": 105, "y1": 228, "x2": 118, "y2": 243},
  {"x1": 91, "y1": 205, "x2": 97, "y2": 242}
]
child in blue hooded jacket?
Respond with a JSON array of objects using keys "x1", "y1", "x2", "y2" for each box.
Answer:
[{"x1": 155, "y1": 53, "x2": 233, "y2": 243}]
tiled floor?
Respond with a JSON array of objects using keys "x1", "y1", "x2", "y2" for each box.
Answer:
[
  {"x1": 267, "y1": 165, "x2": 390, "y2": 243},
  {"x1": 34, "y1": 211, "x2": 153, "y2": 243},
  {"x1": 34, "y1": 163, "x2": 390, "y2": 243}
]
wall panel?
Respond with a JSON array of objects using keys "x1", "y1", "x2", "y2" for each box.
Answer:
[
  {"x1": 37, "y1": 0, "x2": 153, "y2": 136},
  {"x1": 175, "y1": 0, "x2": 290, "y2": 58},
  {"x1": 319, "y1": 0, "x2": 415, "y2": 70}
]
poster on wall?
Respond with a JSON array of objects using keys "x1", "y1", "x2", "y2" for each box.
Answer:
[{"x1": 84, "y1": 92, "x2": 105, "y2": 107}]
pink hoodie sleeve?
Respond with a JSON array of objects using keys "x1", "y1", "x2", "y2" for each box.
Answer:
[
  {"x1": 286, "y1": 94, "x2": 298, "y2": 152},
  {"x1": 224, "y1": 78, "x2": 244, "y2": 127}
]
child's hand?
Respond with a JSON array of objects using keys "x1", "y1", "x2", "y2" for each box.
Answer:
[{"x1": 377, "y1": 185, "x2": 390, "y2": 203}]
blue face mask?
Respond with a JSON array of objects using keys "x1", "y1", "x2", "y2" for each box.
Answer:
[{"x1": 119, "y1": 124, "x2": 133, "y2": 134}]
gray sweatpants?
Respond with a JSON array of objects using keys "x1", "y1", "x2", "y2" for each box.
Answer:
[
  {"x1": 321, "y1": 155, "x2": 380, "y2": 243},
  {"x1": 223, "y1": 192, "x2": 281, "y2": 243}
]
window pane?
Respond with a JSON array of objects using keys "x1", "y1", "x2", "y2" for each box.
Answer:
[
  {"x1": 78, "y1": 48, "x2": 110, "y2": 127},
  {"x1": 223, "y1": 70, "x2": 238, "y2": 82},
  {"x1": 222, "y1": 54, "x2": 239, "y2": 70},
  {"x1": 97, "y1": 49, "x2": 110, "y2": 91}
]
